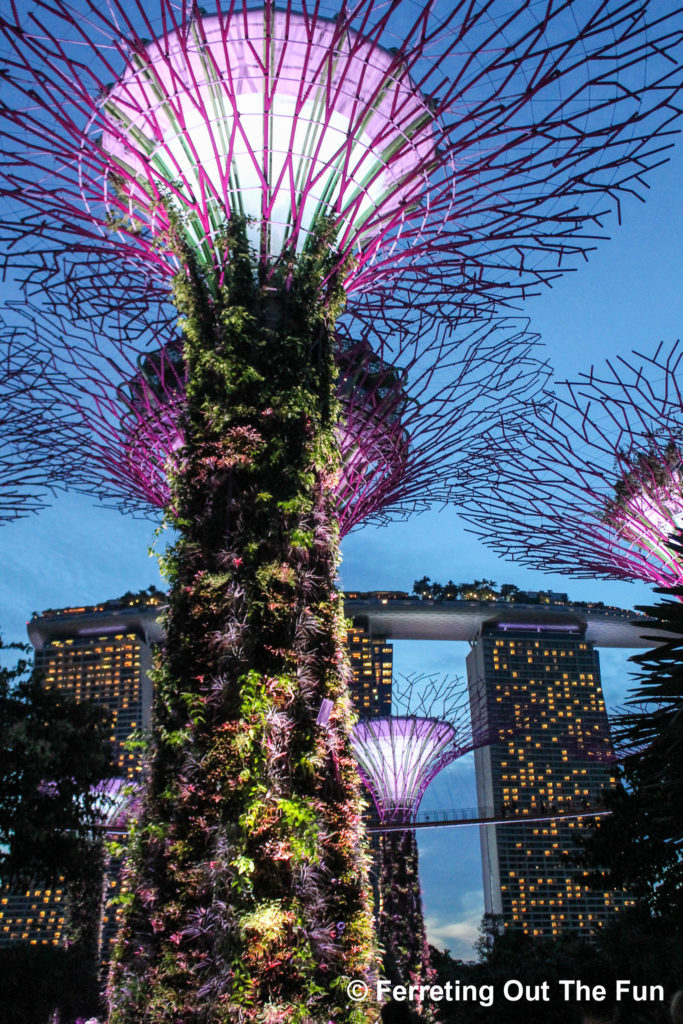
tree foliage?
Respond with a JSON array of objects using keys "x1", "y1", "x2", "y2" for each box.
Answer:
[
  {"x1": 0, "y1": 942, "x2": 102, "y2": 1024},
  {"x1": 430, "y1": 911, "x2": 683, "y2": 1024},
  {"x1": 575, "y1": 561, "x2": 683, "y2": 930},
  {"x1": 0, "y1": 636, "x2": 113, "y2": 886},
  {"x1": 615, "y1": 566, "x2": 683, "y2": 849},
  {"x1": 106, "y1": 222, "x2": 379, "y2": 1022}
]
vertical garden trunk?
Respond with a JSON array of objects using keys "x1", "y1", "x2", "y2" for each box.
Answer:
[
  {"x1": 379, "y1": 830, "x2": 434, "y2": 1021},
  {"x1": 107, "y1": 231, "x2": 378, "y2": 1023}
]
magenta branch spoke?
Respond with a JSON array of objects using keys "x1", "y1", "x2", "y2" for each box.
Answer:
[
  {"x1": 0, "y1": 332, "x2": 57, "y2": 522},
  {"x1": 462, "y1": 341, "x2": 683, "y2": 592},
  {"x1": 6, "y1": 285, "x2": 546, "y2": 533}
]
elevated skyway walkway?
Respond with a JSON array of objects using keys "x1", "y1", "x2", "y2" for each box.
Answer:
[{"x1": 366, "y1": 800, "x2": 611, "y2": 832}]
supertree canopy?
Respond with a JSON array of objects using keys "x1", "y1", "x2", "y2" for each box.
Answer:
[
  {"x1": 1, "y1": 0, "x2": 682, "y2": 317},
  {"x1": 9, "y1": 284, "x2": 546, "y2": 534},
  {"x1": 93, "y1": 778, "x2": 142, "y2": 832},
  {"x1": 1, "y1": 2, "x2": 683, "y2": 1021},
  {"x1": 462, "y1": 341, "x2": 683, "y2": 591},
  {"x1": 350, "y1": 675, "x2": 491, "y2": 1011},
  {"x1": 96, "y1": 7, "x2": 437, "y2": 272},
  {"x1": 351, "y1": 675, "x2": 487, "y2": 827},
  {"x1": 352, "y1": 716, "x2": 460, "y2": 824}
]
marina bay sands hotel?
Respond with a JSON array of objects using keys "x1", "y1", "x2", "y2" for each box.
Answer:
[{"x1": 0, "y1": 588, "x2": 663, "y2": 952}]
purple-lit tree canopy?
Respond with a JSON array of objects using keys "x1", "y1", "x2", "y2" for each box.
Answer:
[
  {"x1": 9, "y1": 286, "x2": 545, "y2": 534},
  {"x1": 350, "y1": 675, "x2": 490, "y2": 1009},
  {"x1": 93, "y1": 778, "x2": 142, "y2": 832},
  {"x1": 1, "y1": 1, "x2": 683, "y2": 1020},
  {"x1": 352, "y1": 716, "x2": 458, "y2": 824},
  {"x1": 1, "y1": 1, "x2": 682, "y2": 317},
  {"x1": 351, "y1": 675, "x2": 487, "y2": 826},
  {"x1": 462, "y1": 341, "x2": 683, "y2": 591}
]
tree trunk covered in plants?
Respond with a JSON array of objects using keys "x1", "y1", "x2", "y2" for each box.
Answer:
[
  {"x1": 379, "y1": 830, "x2": 434, "y2": 1022},
  {"x1": 107, "y1": 229, "x2": 379, "y2": 1023}
]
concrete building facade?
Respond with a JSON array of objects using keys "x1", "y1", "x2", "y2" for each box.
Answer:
[
  {"x1": 3, "y1": 590, "x2": 657, "y2": 950},
  {"x1": 346, "y1": 624, "x2": 393, "y2": 717}
]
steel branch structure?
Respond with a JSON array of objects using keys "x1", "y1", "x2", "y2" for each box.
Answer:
[
  {"x1": 9, "y1": 285, "x2": 546, "y2": 534},
  {"x1": 2, "y1": 1, "x2": 683, "y2": 1017},
  {"x1": 350, "y1": 674, "x2": 488, "y2": 826},
  {"x1": 1, "y1": 0, "x2": 682, "y2": 325},
  {"x1": 462, "y1": 341, "x2": 683, "y2": 590},
  {"x1": 353, "y1": 717, "x2": 459, "y2": 824},
  {"x1": 0, "y1": 333, "x2": 55, "y2": 522},
  {"x1": 93, "y1": 778, "x2": 142, "y2": 831}
]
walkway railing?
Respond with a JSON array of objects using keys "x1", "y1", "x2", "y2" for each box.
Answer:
[{"x1": 366, "y1": 798, "x2": 611, "y2": 832}]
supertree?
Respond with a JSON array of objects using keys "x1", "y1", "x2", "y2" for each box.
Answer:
[
  {"x1": 94, "y1": 778, "x2": 143, "y2": 833},
  {"x1": 461, "y1": 340, "x2": 683, "y2": 592},
  {"x1": 350, "y1": 675, "x2": 491, "y2": 1014},
  {"x1": 5, "y1": 282, "x2": 546, "y2": 534},
  {"x1": 1, "y1": 2, "x2": 683, "y2": 1021},
  {"x1": 92, "y1": 779, "x2": 144, "y2": 964},
  {"x1": 2, "y1": 2, "x2": 683, "y2": 318}
]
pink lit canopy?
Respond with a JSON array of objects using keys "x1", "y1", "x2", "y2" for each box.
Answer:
[
  {"x1": 8, "y1": 284, "x2": 546, "y2": 535},
  {"x1": 462, "y1": 341, "x2": 683, "y2": 591},
  {"x1": 2, "y1": 0, "x2": 682, "y2": 324},
  {"x1": 351, "y1": 716, "x2": 459, "y2": 824},
  {"x1": 99, "y1": 9, "x2": 438, "y2": 268}
]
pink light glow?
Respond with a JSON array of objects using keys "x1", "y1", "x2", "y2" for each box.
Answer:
[
  {"x1": 462, "y1": 341, "x2": 683, "y2": 591},
  {"x1": 93, "y1": 778, "x2": 141, "y2": 830},
  {"x1": 109, "y1": 335, "x2": 413, "y2": 534},
  {"x1": 99, "y1": 8, "x2": 438, "y2": 271},
  {"x1": 351, "y1": 716, "x2": 459, "y2": 824},
  {"x1": 603, "y1": 454, "x2": 683, "y2": 586},
  {"x1": 16, "y1": 281, "x2": 546, "y2": 533},
  {"x1": 3, "y1": 0, "x2": 682, "y2": 323}
]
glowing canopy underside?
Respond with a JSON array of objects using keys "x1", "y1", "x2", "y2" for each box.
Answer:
[
  {"x1": 115, "y1": 337, "x2": 411, "y2": 535},
  {"x1": 460, "y1": 342, "x2": 683, "y2": 590},
  {"x1": 100, "y1": 8, "x2": 437, "y2": 263},
  {"x1": 4, "y1": 0, "x2": 683, "y2": 325},
  {"x1": 93, "y1": 777, "x2": 141, "y2": 829},
  {"x1": 351, "y1": 716, "x2": 460, "y2": 824}
]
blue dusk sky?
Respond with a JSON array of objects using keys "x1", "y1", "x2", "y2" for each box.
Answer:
[{"x1": 1, "y1": 59, "x2": 683, "y2": 962}]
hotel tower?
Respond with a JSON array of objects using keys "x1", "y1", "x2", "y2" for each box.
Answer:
[{"x1": 466, "y1": 613, "x2": 631, "y2": 937}]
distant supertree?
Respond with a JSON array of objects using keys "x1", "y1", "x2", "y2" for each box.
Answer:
[
  {"x1": 94, "y1": 778, "x2": 142, "y2": 832},
  {"x1": 350, "y1": 675, "x2": 490, "y2": 1011},
  {"x1": 1, "y1": 2, "x2": 683, "y2": 1020},
  {"x1": 462, "y1": 341, "x2": 683, "y2": 592},
  {"x1": 92, "y1": 779, "x2": 142, "y2": 963}
]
